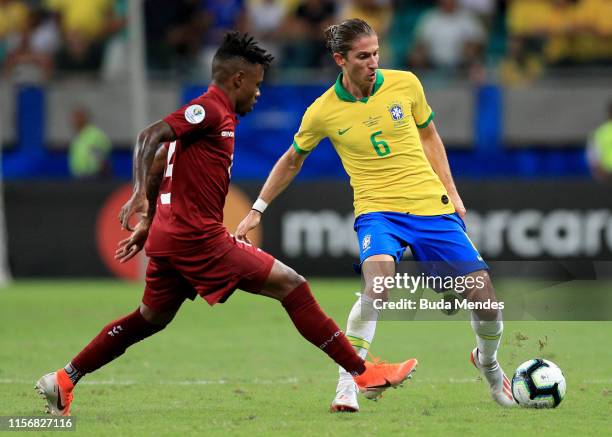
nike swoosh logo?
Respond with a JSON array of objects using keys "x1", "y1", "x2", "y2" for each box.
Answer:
[
  {"x1": 367, "y1": 378, "x2": 393, "y2": 389},
  {"x1": 338, "y1": 127, "x2": 352, "y2": 135},
  {"x1": 55, "y1": 386, "x2": 65, "y2": 410}
]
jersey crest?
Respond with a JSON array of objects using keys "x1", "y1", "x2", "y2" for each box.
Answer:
[{"x1": 388, "y1": 103, "x2": 405, "y2": 121}]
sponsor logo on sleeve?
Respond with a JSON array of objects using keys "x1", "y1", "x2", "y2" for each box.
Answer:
[{"x1": 185, "y1": 104, "x2": 205, "y2": 124}]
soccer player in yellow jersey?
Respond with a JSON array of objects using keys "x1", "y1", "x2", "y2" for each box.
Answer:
[{"x1": 236, "y1": 19, "x2": 514, "y2": 411}]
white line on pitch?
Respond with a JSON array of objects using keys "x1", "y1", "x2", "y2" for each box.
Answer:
[
  {"x1": 3, "y1": 377, "x2": 610, "y2": 385},
  {"x1": 0, "y1": 378, "x2": 299, "y2": 386}
]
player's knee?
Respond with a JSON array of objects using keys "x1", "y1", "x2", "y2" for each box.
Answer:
[
  {"x1": 272, "y1": 262, "x2": 306, "y2": 297},
  {"x1": 363, "y1": 285, "x2": 389, "y2": 302},
  {"x1": 260, "y1": 261, "x2": 306, "y2": 301},
  {"x1": 363, "y1": 274, "x2": 391, "y2": 301},
  {"x1": 283, "y1": 268, "x2": 306, "y2": 292},
  {"x1": 466, "y1": 270, "x2": 493, "y2": 297},
  {"x1": 139, "y1": 303, "x2": 176, "y2": 327},
  {"x1": 469, "y1": 270, "x2": 492, "y2": 288}
]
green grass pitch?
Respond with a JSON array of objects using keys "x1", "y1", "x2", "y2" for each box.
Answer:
[{"x1": 0, "y1": 280, "x2": 610, "y2": 436}]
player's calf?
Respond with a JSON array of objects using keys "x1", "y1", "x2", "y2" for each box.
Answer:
[
  {"x1": 280, "y1": 281, "x2": 366, "y2": 375},
  {"x1": 464, "y1": 270, "x2": 499, "y2": 321},
  {"x1": 468, "y1": 289, "x2": 513, "y2": 408},
  {"x1": 467, "y1": 272, "x2": 504, "y2": 367},
  {"x1": 68, "y1": 308, "x2": 167, "y2": 380}
]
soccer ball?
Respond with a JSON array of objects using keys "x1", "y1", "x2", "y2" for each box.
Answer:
[{"x1": 511, "y1": 359, "x2": 566, "y2": 408}]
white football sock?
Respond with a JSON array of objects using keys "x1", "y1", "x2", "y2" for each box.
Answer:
[
  {"x1": 338, "y1": 294, "x2": 380, "y2": 383},
  {"x1": 471, "y1": 311, "x2": 503, "y2": 366}
]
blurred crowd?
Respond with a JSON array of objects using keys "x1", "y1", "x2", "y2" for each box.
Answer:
[
  {"x1": 0, "y1": 0, "x2": 611, "y2": 84},
  {"x1": 501, "y1": 0, "x2": 612, "y2": 85}
]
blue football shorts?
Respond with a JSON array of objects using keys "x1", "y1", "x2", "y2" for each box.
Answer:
[{"x1": 354, "y1": 211, "x2": 488, "y2": 277}]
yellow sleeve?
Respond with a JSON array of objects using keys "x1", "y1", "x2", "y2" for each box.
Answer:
[
  {"x1": 292, "y1": 103, "x2": 324, "y2": 155},
  {"x1": 410, "y1": 73, "x2": 435, "y2": 128}
]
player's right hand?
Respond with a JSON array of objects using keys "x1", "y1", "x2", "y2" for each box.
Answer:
[
  {"x1": 115, "y1": 220, "x2": 150, "y2": 263},
  {"x1": 235, "y1": 210, "x2": 261, "y2": 245},
  {"x1": 119, "y1": 191, "x2": 147, "y2": 231}
]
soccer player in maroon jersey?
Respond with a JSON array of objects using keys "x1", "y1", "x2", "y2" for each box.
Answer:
[{"x1": 35, "y1": 32, "x2": 417, "y2": 416}]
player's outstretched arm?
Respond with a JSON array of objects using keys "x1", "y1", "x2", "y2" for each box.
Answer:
[
  {"x1": 119, "y1": 120, "x2": 176, "y2": 230},
  {"x1": 235, "y1": 146, "x2": 308, "y2": 243},
  {"x1": 115, "y1": 146, "x2": 168, "y2": 263},
  {"x1": 419, "y1": 121, "x2": 466, "y2": 218}
]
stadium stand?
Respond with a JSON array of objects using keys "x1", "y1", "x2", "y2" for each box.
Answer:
[{"x1": 1, "y1": 0, "x2": 611, "y2": 181}]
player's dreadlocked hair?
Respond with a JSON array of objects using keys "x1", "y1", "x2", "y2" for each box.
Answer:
[
  {"x1": 213, "y1": 31, "x2": 274, "y2": 70},
  {"x1": 324, "y1": 19, "x2": 375, "y2": 57}
]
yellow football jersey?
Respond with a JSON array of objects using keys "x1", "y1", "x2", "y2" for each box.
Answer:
[{"x1": 292, "y1": 69, "x2": 455, "y2": 217}]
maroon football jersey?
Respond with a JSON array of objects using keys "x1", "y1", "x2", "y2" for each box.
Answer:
[{"x1": 145, "y1": 85, "x2": 238, "y2": 256}]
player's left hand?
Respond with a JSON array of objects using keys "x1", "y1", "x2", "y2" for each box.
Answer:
[
  {"x1": 115, "y1": 220, "x2": 150, "y2": 263},
  {"x1": 450, "y1": 193, "x2": 467, "y2": 219}
]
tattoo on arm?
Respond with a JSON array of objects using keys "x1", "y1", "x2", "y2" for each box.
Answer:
[
  {"x1": 133, "y1": 120, "x2": 175, "y2": 195},
  {"x1": 143, "y1": 145, "x2": 168, "y2": 222},
  {"x1": 145, "y1": 171, "x2": 163, "y2": 222}
]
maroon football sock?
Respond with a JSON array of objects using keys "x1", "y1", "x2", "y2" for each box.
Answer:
[
  {"x1": 281, "y1": 282, "x2": 366, "y2": 375},
  {"x1": 70, "y1": 308, "x2": 164, "y2": 383}
]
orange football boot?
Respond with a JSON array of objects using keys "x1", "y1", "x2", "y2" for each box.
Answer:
[
  {"x1": 353, "y1": 356, "x2": 418, "y2": 400},
  {"x1": 35, "y1": 369, "x2": 75, "y2": 416}
]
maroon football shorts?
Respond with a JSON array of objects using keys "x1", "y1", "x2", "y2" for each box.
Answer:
[{"x1": 142, "y1": 234, "x2": 275, "y2": 312}]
